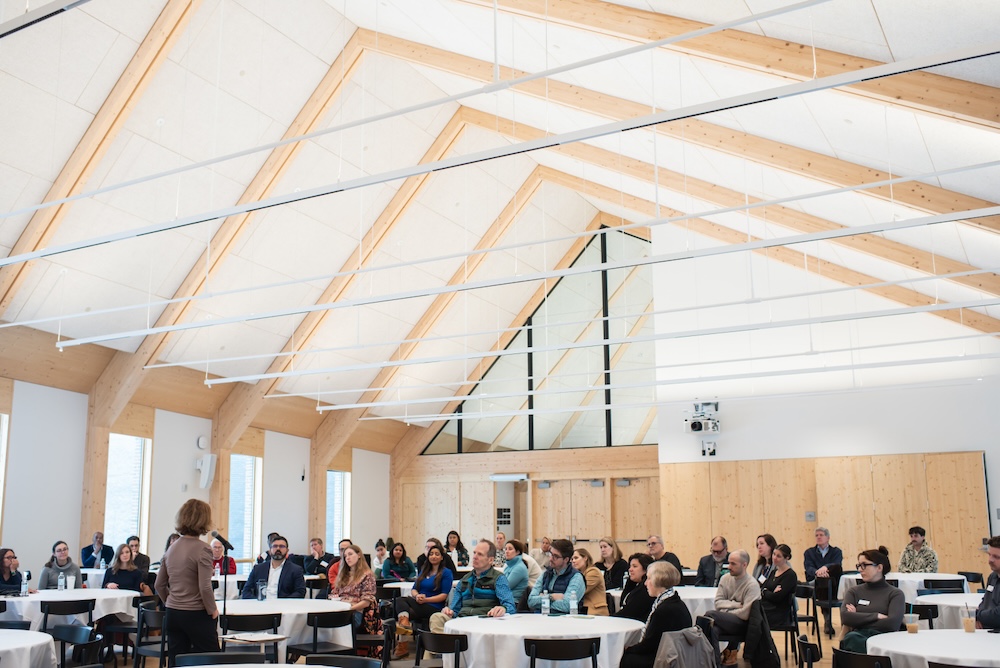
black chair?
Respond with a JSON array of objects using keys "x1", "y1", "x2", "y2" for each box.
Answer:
[
  {"x1": 795, "y1": 583, "x2": 820, "y2": 642},
  {"x1": 796, "y1": 634, "x2": 821, "y2": 668},
  {"x1": 885, "y1": 579, "x2": 899, "y2": 588},
  {"x1": 832, "y1": 647, "x2": 892, "y2": 668},
  {"x1": 907, "y1": 603, "x2": 939, "y2": 629},
  {"x1": 915, "y1": 588, "x2": 947, "y2": 597},
  {"x1": 0, "y1": 600, "x2": 5, "y2": 612},
  {"x1": 770, "y1": 598, "x2": 800, "y2": 660},
  {"x1": 516, "y1": 587, "x2": 531, "y2": 613},
  {"x1": 285, "y1": 610, "x2": 355, "y2": 663},
  {"x1": 307, "y1": 578, "x2": 330, "y2": 599},
  {"x1": 306, "y1": 656, "x2": 382, "y2": 667},
  {"x1": 605, "y1": 591, "x2": 616, "y2": 615},
  {"x1": 104, "y1": 594, "x2": 158, "y2": 664},
  {"x1": 958, "y1": 571, "x2": 984, "y2": 586},
  {"x1": 0, "y1": 619, "x2": 30, "y2": 629},
  {"x1": 50, "y1": 624, "x2": 95, "y2": 668},
  {"x1": 220, "y1": 612, "x2": 282, "y2": 663},
  {"x1": 236, "y1": 579, "x2": 248, "y2": 596},
  {"x1": 680, "y1": 573, "x2": 698, "y2": 586},
  {"x1": 74, "y1": 633, "x2": 107, "y2": 666},
  {"x1": 524, "y1": 637, "x2": 600, "y2": 668},
  {"x1": 923, "y1": 578, "x2": 965, "y2": 593},
  {"x1": 356, "y1": 616, "x2": 393, "y2": 662},
  {"x1": 414, "y1": 631, "x2": 468, "y2": 668},
  {"x1": 40, "y1": 599, "x2": 96, "y2": 632},
  {"x1": 813, "y1": 577, "x2": 843, "y2": 639},
  {"x1": 134, "y1": 604, "x2": 167, "y2": 668},
  {"x1": 175, "y1": 654, "x2": 266, "y2": 665}
]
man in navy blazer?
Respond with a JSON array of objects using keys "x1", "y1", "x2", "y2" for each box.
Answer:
[
  {"x1": 242, "y1": 535, "x2": 306, "y2": 599},
  {"x1": 81, "y1": 531, "x2": 115, "y2": 568}
]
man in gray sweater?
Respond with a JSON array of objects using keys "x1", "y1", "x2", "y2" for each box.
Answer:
[
  {"x1": 977, "y1": 535, "x2": 1000, "y2": 629},
  {"x1": 705, "y1": 549, "x2": 760, "y2": 666}
]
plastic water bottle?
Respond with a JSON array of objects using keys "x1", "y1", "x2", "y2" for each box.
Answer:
[
  {"x1": 214, "y1": 564, "x2": 221, "y2": 577},
  {"x1": 540, "y1": 590, "x2": 550, "y2": 616},
  {"x1": 99, "y1": 558, "x2": 106, "y2": 569},
  {"x1": 568, "y1": 589, "x2": 578, "y2": 616},
  {"x1": 58, "y1": 572, "x2": 66, "y2": 591},
  {"x1": 19, "y1": 573, "x2": 27, "y2": 597}
]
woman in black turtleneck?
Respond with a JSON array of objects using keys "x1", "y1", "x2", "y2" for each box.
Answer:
[{"x1": 840, "y1": 546, "x2": 905, "y2": 653}]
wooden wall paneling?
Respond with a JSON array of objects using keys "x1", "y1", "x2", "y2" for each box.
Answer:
[
  {"x1": 111, "y1": 403, "x2": 155, "y2": 439},
  {"x1": 815, "y1": 456, "x2": 876, "y2": 568},
  {"x1": 760, "y1": 458, "x2": 818, "y2": 559},
  {"x1": 532, "y1": 480, "x2": 572, "y2": 543},
  {"x1": 709, "y1": 460, "x2": 765, "y2": 563},
  {"x1": 571, "y1": 478, "x2": 609, "y2": 555},
  {"x1": 0, "y1": 377, "x2": 12, "y2": 414},
  {"x1": 871, "y1": 454, "x2": 929, "y2": 553},
  {"x1": 925, "y1": 451, "x2": 990, "y2": 574},
  {"x1": 459, "y1": 481, "x2": 495, "y2": 546},
  {"x1": 400, "y1": 482, "x2": 459, "y2": 552},
  {"x1": 514, "y1": 481, "x2": 529, "y2": 541},
  {"x1": 659, "y1": 462, "x2": 712, "y2": 569},
  {"x1": 613, "y1": 477, "x2": 661, "y2": 554}
]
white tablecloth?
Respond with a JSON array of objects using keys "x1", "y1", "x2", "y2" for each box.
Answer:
[
  {"x1": 0, "y1": 629, "x2": 57, "y2": 668},
  {"x1": 867, "y1": 629, "x2": 1000, "y2": 668},
  {"x1": 80, "y1": 568, "x2": 106, "y2": 585},
  {"x1": 220, "y1": 597, "x2": 352, "y2": 663},
  {"x1": 609, "y1": 586, "x2": 717, "y2": 619},
  {"x1": 839, "y1": 573, "x2": 969, "y2": 603},
  {"x1": 0, "y1": 589, "x2": 138, "y2": 631},
  {"x1": 913, "y1": 592, "x2": 984, "y2": 629},
  {"x1": 445, "y1": 613, "x2": 643, "y2": 668},
  {"x1": 213, "y1": 574, "x2": 240, "y2": 600}
]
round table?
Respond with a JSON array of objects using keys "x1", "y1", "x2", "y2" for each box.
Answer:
[
  {"x1": 838, "y1": 573, "x2": 969, "y2": 603},
  {"x1": 609, "y1": 586, "x2": 717, "y2": 619},
  {"x1": 80, "y1": 568, "x2": 106, "y2": 586},
  {"x1": 867, "y1": 629, "x2": 1000, "y2": 668},
  {"x1": 913, "y1": 592, "x2": 985, "y2": 629},
  {"x1": 0, "y1": 629, "x2": 57, "y2": 668},
  {"x1": 212, "y1": 574, "x2": 240, "y2": 600},
  {"x1": 445, "y1": 613, "x2": 643, "y2": 668},
  {"x1": 0, "y1": 588, "x2": 138, "y2": 631},
  {"x1": 220, "y1": 598, "x2": 352, "y2": 662}
]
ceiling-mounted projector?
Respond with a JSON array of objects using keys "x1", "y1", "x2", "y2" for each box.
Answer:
[{"x1": 685, "y1": 418, "x2": 720, "y2": 433}]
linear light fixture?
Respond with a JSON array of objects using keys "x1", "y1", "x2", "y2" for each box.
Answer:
[
  {"x1": 488, "y1": 473, "x2": 529, "y2": 482},
  {"x1": 0, "y1": 0, "x2": 832, "y2": 222},
  {"x1": 57, "y1": 202, "x2": 1000, "y2": 351},
  {"x1": 0, "y1": 0, "x2": 91, "y2": 40},
  {"x1": 7, "y1": 39, "x2": 999, "y2": 272}
]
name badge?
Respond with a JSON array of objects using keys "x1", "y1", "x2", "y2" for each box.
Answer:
[
  {"x1": 858, "y1": 599, "x2": 870, "y2": 606},
  {"x1": 320, "y1": 560, "x2": 328, "y2": 567},
  {"x1": 988, "y1": 585, "x2": 995, "y2": 592},
  {"x1": 758, "y1": 575, "x2": 767, "y2": 584}
]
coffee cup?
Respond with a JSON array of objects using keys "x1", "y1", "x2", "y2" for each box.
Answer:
[
  {"x1": 66, "y1": 575, "x2": 76, "y2": 589},
  {"x1": 903, "y1": 613, "x2": 919, "y2": 633}
]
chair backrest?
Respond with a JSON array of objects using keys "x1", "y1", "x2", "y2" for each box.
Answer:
[
  {"x1": 813, "y1": 577, "x2": 838, "y2": 602},
  {"x1": 0, "y1": 619, "x2": 30, "y2": 630},
  {"x1": 915, "y1": 588, "x2": 946, "y2": 597},
  {"x1": 307, "y1": 610, "x2": 355, "y2": 629},
  {"x1": 606, "y1": 591, "x2": 616, "y2": 615},
  {"x1": 175, "y1": 653, "x2": 267, "y2": 665},
  {"x1": 50, "y1": 624, "x2": 95, "y2": 645},
  {"x1": 832, "y1": 647, "x2": 892, "y2": 668},
  {"x1": 797, "y1": 634, "x2": 821, "y2": 668},
  {"x1": 885, "y1": 579, "x2": 899, "y2": 588},
  {"x1": 957, "y1": 571, "x2": 983, "y2": 584},
  {"x1": 221, "y1": 612, "x2": 282, "y2": 633},
  {"x1": 0, "y1": 600, "x2": 5, "y2": 613},
  {"x1": 414, "y1": 631, "x2": 468, "y2": 668},
  {"x1": 40, "y1": 598, "x2": 96, "y2": 630},
  {"x1": 524, "y1": 637, "x2": 601, "y2": 664},
  {"x1": 908, "y1": 603, "x2": 939, "y2": 623},
  {"x1": 680, "y1": 573, "x2": 698, "y2": 586},
  {"x1": 923, "y1": 578, "x2": 965, "y2": 592},
  {"x1": 74, "y1": 634, "x2": 106, "y2": 665},
  {"x1": 138, "y1": 605, "x2": 166, "y2": 637},
  {"x1": 305, "y1": 655, "x2": 382, "y2": 667},
  {"x1": 928, "y1": 662, "x2": 973, "y2": 668}
]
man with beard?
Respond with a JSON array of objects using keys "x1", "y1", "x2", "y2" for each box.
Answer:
[{"x1": 242, "y1": 535, "x2": 305, "y2": 599}]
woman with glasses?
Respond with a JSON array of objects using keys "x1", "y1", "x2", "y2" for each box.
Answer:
[
  {"x1": 39, "y1": 540, "x2": 82, "y2": 589},
  {"x1": 596, "y1": 536, "x2": 628, "y2": 591},
  {"x1": 840, "y1": 546, "x2": 904, "y2": 653},
  {"x1": 0, "y1": 548, "x2": 24, "y2": 590},
  {"x1": 759, "y1": 543, "x2": 797, "y2": 628}
]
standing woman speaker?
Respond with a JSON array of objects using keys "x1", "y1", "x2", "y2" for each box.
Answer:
[{"x1": 154, "y1": 499, "x2": 219, "y2": 662}]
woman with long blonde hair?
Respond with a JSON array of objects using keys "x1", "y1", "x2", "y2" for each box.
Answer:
[
  {"x1": 596, "y1": 536, "x2": 628, "y2": 591},
  {"x1": 571, "y1": 547, "x2": 609, "y2": 615}
]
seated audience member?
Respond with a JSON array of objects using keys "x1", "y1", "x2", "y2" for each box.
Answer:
[
  {"x1": 329, "y1": 544, "x2": 383, "y2": 658},
  {"x1": 597, "y1": 536, "x2": 628, "y2": 591},
  {"x1": 695, "y1": 535, "x2": 729, "y2": 587},
  {"x1": 210, "y1": 538, "x2": 237, "y2": 575},
  {"x1": 841, "y1": 547, "x2": 905, "y2": 653},
  {"x1": 372, "y1": 539, "x2": 387, "y2": 573},
  {"x1": 976, "y1": 535, "x2": 1000, "y2": 629},
  {"x1": 753, "y1": 533, "x2": 777, "y2": 581},
  {"x1": 571, "y1": 547, "x2": 609, "y2": 615},
  {"x1": 705, "y1": 549, "x2": 761, "y2": 666},
  {"x1": 303, "y1": 537, "x2": 334, "y2": 576},
  {"x1": 647, "y1": 535, "x2": 683, "y2": 573},
  {"x1": 615, "y1": 553, "x2": 655, "y2": 621},
  {"x1": 242, "y1": 535, "x2": 306, "y2": 599},
  {"x1": 103, "y1": 543, "x2": 152, "y2": 594},
  {"x1": 39, "y1": 540, "x2": 83, "y2": 589},
  {"x1": 804, "y1": 526, "x2": 844, "y2": 634},
  {"x1": 0, "y1": 548, "x2": 24, "y2": 591},
  {"x1": 530, "y1": 536, "x2": 552, "y2": 570},
  {"x1": 256, "y1": 532, "x2": 280, "y2": 564},
  {"x1": 127, "y1": 535, "x2": 151, "y2": 576},
  {"x1": 528, "y1": 539, "x2": 586, "y2": 614},
  {"x1": 82, "y1": 531, "x2": 115, "y2": 568},
  {"x1": 494, "y1": 532, "x2": 508, "y2": 568},
  {"x1": 760, "y1": 543, "x2": 797, "y2": 628},
  {"x1": 446, "y1": 531, "x2": 469, "y2": 567},
  {"x1": 382, "y1": 542, "x2": 416, "y2": 581},
  {"x1": 415, "y1": 537, "x2": 458, "y2": 576},
  {"x1": 619, "y1": 562, "x2": 692, "y2": 668},
  {"x1": 503, "y1": 539, "x2": 530, "y2": 603},
  {"x1": 164, "y1": 532, "x2": 180, "y2": 554},
  {"x1": 393, "y1": 543, "x2": 453, "y2": 658},
  {"x1": 897, "y1": 525, "x2": 938, "y2": 573},
  {"x1": 428, "y1": 540, "x2": 515, "y2": 634},
  {"x1": 521, "y1": 547, "x2": 543, "y2": 588},
  {"x1": 326, "y1": 538, "x2": 352, "y2": 582}
]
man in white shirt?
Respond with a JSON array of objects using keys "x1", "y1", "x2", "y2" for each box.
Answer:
[
  {"x1": 530, "y1": 536, "x2": 552, "y2": 570},
  {"x1": 241, "y1": 535, "x2": 305, "y2": 599}
]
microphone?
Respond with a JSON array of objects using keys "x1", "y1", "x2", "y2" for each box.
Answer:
[{"x1": 211, "y1": 531, "x2": 234, "y2": 551}]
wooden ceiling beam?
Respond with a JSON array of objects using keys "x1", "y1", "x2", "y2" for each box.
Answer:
[
  {"x1": 458, "y1": 0, "x2": 1000, "y2": 130},
  {"x1": 460, "y1": 107, "x2": 1000, "y2": 297},
  {"x1": 357, "y1": 29, "x2": 1000, "y2": 235},
  {"x1": 0, "y1": 0, "x2": 202, "y2": 318}
]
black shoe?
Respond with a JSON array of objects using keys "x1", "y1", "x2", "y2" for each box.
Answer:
[{"x1": 824, "y1": 623, "x2": 834, "y2": 637}]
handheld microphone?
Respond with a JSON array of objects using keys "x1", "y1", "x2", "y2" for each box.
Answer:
[{"x1": 211, "y1": 531, "x2": 234, "y2": 551}]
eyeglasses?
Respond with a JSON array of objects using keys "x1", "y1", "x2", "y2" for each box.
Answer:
[
  {"x1": 550, "y1": 553, "x2": 567, "y2": 561},
  {"x1": 3, "y1": 555, "x2": 15, "y2": 560},
  {"x1": 646, "y1": 542, "x2": 661, "y2": 547},
  {"x1": 711, "y1": 548, "x2": 726, "y2": 555},
  {"x1": 856, "y1": 562, "x2": 875, "y2": 570}
]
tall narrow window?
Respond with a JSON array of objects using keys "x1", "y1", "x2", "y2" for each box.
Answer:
[
  {"x1": 228, "y1": 453, "x2": 263, "y2": 575},
  {"x1": 0, "y1": 413, "x2": 9, "y2": 535},
  {"x1": 104, "y1": 433, "x2": 152, "y2": 549},
  {"x1": 325, "y1": 471, "x2": 351, "y2": 549}
]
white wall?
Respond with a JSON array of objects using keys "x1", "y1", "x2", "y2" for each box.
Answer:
[
  {"x1": 351, "y1": 449, "x2": 389, "y2": 554},
  {"x1": 3, "y1": 381, "x2": 88, "y2": 578},
  {"x1": 657, "y1": 376, "x2": 1000, "y2": 534},
  {"x1": 261, "y1": 431, "x2": 310, "y2": 552},
  {"x1": 149, "y1": 410, "x2": 211, "y2": 561}
]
